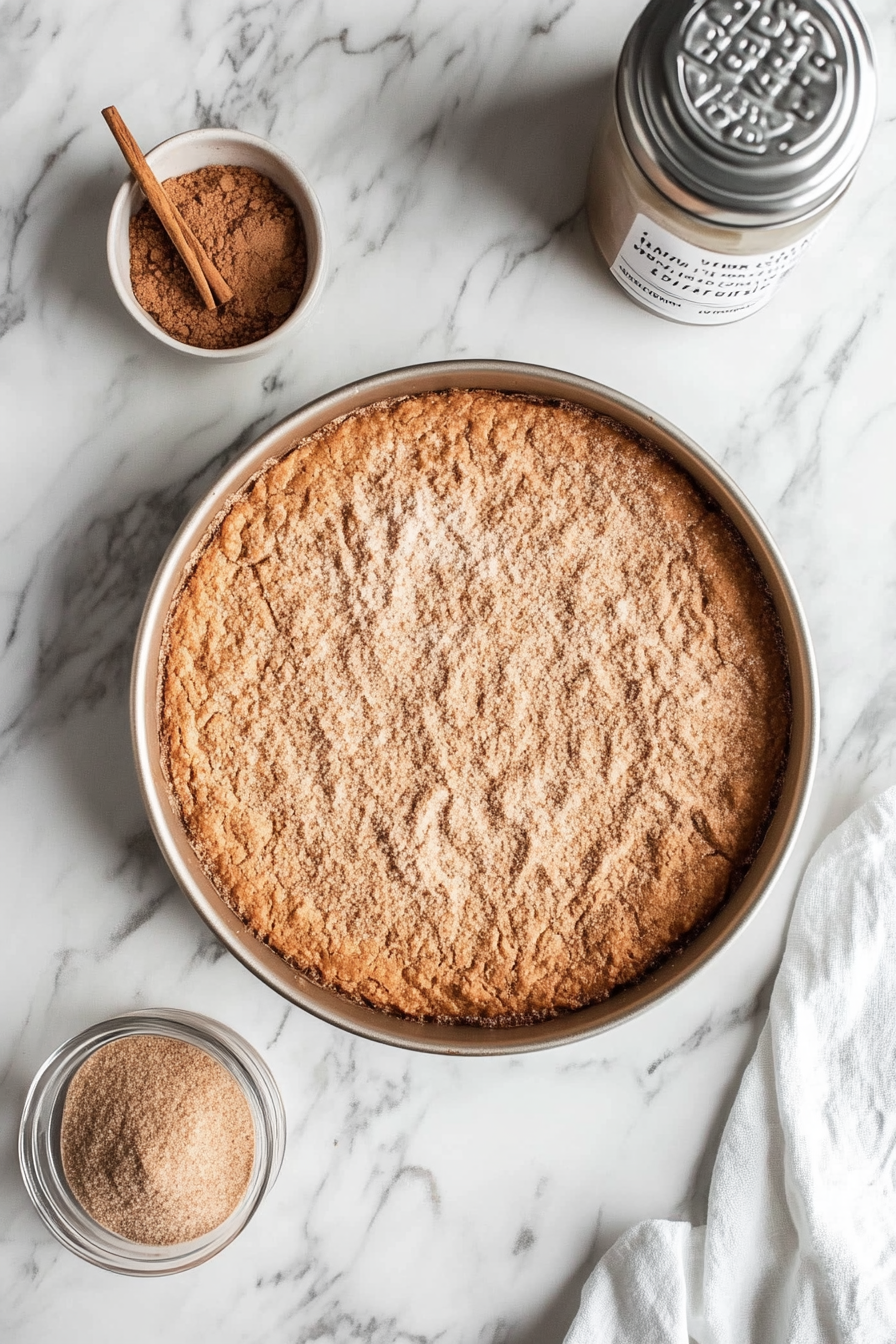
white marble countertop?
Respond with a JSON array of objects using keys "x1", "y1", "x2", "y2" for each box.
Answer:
[{"x1": 1, "y1": 2, "x2": 894, "y2": 1340}]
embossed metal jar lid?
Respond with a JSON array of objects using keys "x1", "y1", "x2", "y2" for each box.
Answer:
[{"x1": 618, "y1": 0, "x2": 876, "y2": 226}]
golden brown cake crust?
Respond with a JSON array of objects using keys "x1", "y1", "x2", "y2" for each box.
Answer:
[{"x1": 160, "y1": 390, "x2": 790, "y2": 1023}]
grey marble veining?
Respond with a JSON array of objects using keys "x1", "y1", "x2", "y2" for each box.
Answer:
[{"x1": 1, "y1": 1, "x2": 895, "y2": 1340}]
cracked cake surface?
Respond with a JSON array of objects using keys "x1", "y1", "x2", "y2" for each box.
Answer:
[{"x1": 160, "y1": 389, "x2": 790, "y2": 1023}]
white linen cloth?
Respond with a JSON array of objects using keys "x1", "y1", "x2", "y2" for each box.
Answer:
[{"x1": 565, "y1": 787, "x2": 896, "y2": 1344}]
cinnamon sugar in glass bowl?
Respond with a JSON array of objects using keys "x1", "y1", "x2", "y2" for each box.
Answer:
[
  {"x1": 106, "y1": 128, "x2": 327, "y2": 363},
  {"x1": 18, "y1": 1009, "x2": 286, "y2": 1275}
]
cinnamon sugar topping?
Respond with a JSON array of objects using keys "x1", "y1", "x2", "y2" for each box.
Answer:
[{"x1": 161, "y1": 391, "x2": 790, "y2": 1023}]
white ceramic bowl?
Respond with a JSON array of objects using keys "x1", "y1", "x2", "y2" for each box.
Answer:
[{"x1": 107, "y1": 127, "x2": 327, "y2": 362}]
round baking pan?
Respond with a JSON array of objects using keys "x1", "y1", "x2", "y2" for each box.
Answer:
[{"x1": 132, "y1": 361, "x2": 818, "y2": 1055}]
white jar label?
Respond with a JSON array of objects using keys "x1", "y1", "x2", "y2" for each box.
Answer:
[{"x1": 610, "y1": 213, "x2": 816, "y2": 325}]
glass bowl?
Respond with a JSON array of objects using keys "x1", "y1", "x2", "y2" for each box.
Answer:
[{"x1": 18, "y1": 1008, "x2": 286, "y2": 1275}]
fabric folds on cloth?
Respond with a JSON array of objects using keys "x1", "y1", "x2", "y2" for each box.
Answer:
[{"x1": 565, "y1": 788, "x2": 896, "y2": 1344}]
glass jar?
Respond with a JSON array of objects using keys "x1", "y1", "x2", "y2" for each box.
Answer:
[
  {"x1": 18, "y1": 1009, "x2": 286, "y2": 1276},
  {"x1": 588, "y1": 0, "x2": 876, "y2": 324}
]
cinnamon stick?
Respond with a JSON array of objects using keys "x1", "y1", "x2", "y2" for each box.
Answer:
[{"x1": 102, "y1": 106, "x2": 233, "y2": 310}]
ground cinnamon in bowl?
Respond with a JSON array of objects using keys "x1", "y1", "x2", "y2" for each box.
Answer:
[
  {"x1": 128, "y1": 164, "x2": 307, "y2": 350},
  {"x1": 60, "y1": 1034, "x2": 255, "y2": 1244}
]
